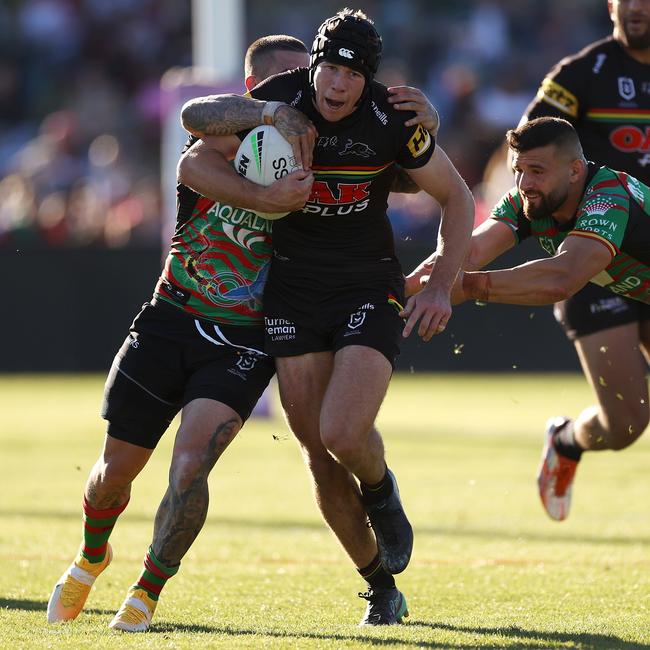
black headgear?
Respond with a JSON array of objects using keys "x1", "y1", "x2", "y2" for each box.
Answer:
[{"x1": 309, "y1": 12, "x2": 382, "y2": 89}]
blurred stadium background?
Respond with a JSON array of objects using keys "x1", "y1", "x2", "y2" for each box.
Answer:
[{"x1": 1, "y1": 0, "x2": 611, "y2": 373}]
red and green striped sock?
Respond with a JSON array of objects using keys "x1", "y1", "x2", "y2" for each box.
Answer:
[
  {"x1": 135, "y1": 546, "x2": 179, "y2": 601},
  {"x1": 80, "y1": 497, "x2": 128, "y2": 563}
]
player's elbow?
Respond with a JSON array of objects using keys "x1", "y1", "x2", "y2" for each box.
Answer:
[
  {"x1": 465, "y1": 242, "x2": 485, "y2": 271},
  {"x1": 452, "y1": 178, "x2": 475, "y2": 213},
  {"x1": 543, "y1": 284, "x2": 572, "y2": 303},
  {"x1": 176, "y1": 153, "x2": 193, "y2": 186},
  {"x1": 180, "y1": 96, "x2": 226, "y2": 136},
  {"x1": 180, "y1": 99, "x2": 201, "y2": 135},
  {"x1": 545, "y1": 271, "x2": 583, "y2": 302}
]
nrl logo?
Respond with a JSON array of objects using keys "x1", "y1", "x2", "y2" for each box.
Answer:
[
  {"x1": 236, "y1": 354, "x2": 258, "y2": 371},
  {"x1": 618, "y1": 77, "x2": 636, "y2": 101},
  {"x1": 347, "y1": 311, "x2": 366, "y2": 329}
]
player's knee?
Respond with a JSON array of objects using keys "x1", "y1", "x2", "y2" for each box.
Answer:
[
  {"x1": 608, "y1": 421, "x2": 646, "y2": 450},
  {"x1": 301, "y1": 444, "x2": 341, "y2": 481},
  {"x1": 169, "y1": 451, "x2": 210, "y2": 491},
  {"x1": 94, "y1": 451, "x2": 144, "y2": 489},
  {"x1": 320, "y1": 424, "x2": 365, "y2": 463},
  {"x1": 601, "y1": 408, "x2": 648, "y2": 450}
]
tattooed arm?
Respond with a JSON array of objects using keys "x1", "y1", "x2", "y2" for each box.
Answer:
[{"x1": 181, "y1": 94, "x2": 317, "y2": 169}]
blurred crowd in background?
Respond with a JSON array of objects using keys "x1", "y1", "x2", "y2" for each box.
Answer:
[{"x1": 0, "y1": 0, "x2": 610, "y2": 250}]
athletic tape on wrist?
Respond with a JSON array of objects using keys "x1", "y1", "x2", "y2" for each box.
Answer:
[{"x1": 261, "y1": 101, "x2": 283, "y2": 126}]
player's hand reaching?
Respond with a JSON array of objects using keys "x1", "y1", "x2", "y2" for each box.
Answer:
[
  {"x1": 259, "y1": 170, "x2": 314, "y2": 212},
  {"x1": 404, "y1": 254, "x2": 437, "y2": 297},
  {"x1": 274, "y1": 105, "x2": 318, "y2": 170},
  {"x1": 388, "y1": 86, "x2": 440, "y2": 136},
  {"x1": 399, "y1": 284, "x2": 452, "y2": 341}
]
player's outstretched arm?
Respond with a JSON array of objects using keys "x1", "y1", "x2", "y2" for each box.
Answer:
[
  {"x1": 178, "y1": 138, "x2": 313, "y2": 214},
  {"x1": 181, "y1": 95, "x2": 317, "y2": 170},
  {"x1": 458, "y1": 235, "x2": 612, "y2": 305},
  {"x1": 405, "y1": 219, "x2": 516, "y2": 297},
  {"x1": 399, "y1": 146, "x2": 475, "y2": 340}
]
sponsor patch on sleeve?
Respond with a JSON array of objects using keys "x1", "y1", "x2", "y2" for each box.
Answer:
[
  {"x1": 537, "y1": 78, "x2": 578, "y2": 117},
  {"x1": 406, "y1": 125, "x2": 432, "y2": 158}
]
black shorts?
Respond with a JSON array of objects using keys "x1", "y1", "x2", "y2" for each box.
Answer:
[
  {"x1": 554, "y1": 282, "x2": 650, "y2": 341},
  {"x1": 263, "y1": 270, "x2": 405, "y2": 368},
  {"x1": 102, "y1": 299, "x2": 275, "y2": 449}
]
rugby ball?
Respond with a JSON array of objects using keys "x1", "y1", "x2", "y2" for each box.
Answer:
[{"x1": 234, "y1": 125, "x2": 300, "y2": 220}]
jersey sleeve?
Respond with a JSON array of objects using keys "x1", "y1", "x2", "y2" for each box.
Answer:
[
  {"x1": 395, "y1": 123, "x2": 435, "y2": 170},
  {"x1": 570, "y1": 169, "x2": 629, "y2": 256},
  {"x1": 489, "y1": 188, "x2": 530, "y2": 243},
  {"x1": 523, "y1": 55, "x2": 587, "y2": 123}
]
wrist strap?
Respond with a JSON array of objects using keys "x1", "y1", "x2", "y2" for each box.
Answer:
[
  {"x1": 462, "y1": 271, "x2": 491, "y2": 302},
  {"x1": 261, "y1": 101, "x2": 282, "y2": 126}
]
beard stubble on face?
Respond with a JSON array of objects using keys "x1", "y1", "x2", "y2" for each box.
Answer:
[
  {"x1": 621, "y1": 17, "x2": 650, "y2": 49},
  {"x1": 523, "y1": 187, "x2": 568, "y2": 221}
]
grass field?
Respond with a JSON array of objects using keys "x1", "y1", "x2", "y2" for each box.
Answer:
[{"x1": 1, "y1": 373, "x2": 649, "y2": 649}]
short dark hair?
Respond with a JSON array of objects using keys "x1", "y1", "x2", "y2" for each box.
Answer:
[
  {"x1": 244, "y1": 35, "x2": 308, "y2": 78},
  {"x1": 506, "y1": 117, "x2": 583, "y2": 159}
]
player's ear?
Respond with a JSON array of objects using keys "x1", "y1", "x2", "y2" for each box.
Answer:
[
  {"x1": 569, "y1": 158, "x2": 585, "y2": 182},
  {"x1": 245, "y1": 75, "x2": 258, "y2": 91}
]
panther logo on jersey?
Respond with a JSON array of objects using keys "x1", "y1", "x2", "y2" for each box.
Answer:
[{"x1": 339, "y1": 139, "x2": 376, "y2": 158}]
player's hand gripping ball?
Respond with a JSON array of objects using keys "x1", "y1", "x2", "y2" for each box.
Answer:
[{"x1": 235, "y1": 125, "x2": 301, "y2": 219}]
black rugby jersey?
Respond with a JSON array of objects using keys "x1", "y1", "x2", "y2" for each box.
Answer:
[
  {"x1": 248, "y1": 68, "x2": 435, "y2": 274},
  {"x1": 525, "y1": 36, "x2": 650, "y2": 183}
]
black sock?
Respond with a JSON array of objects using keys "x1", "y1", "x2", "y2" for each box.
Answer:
[
  {"x1": 358, "y1": 553, "x2": 395, "y2": 590},
  {"x1": 553, "y1": 422, "x2": 583, "y2": 462},
  {"x1": 360, "y1": 466, "x2": 393, "y2": 505}
]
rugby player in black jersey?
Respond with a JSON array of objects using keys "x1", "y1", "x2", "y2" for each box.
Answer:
[
  {"x1": 181, "y1": 8, "x2": 474, "y2": 625},
  {"x1": 517, "y1": 0, "x2": 650, "y2": 521}
]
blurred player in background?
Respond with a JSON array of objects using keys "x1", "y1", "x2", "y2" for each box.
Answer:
[
  {"x1": 518, "y1": 0, "x2": 650, "y2": 520},
  {"x1": 181, "y1": 8, "x2": 473, "y2": 626}
]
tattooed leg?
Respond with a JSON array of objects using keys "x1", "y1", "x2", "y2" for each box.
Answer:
[{"x1": 151, "y1": 399, "x2": 242, "y2": 566}]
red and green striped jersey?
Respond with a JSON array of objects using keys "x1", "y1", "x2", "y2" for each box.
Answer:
[
  {"x1": 491, "y1": 163, "x2": 650, "y2": 304},
  {"x1": 154, "y1": 189, "x2": 273, "y2": 325}
]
